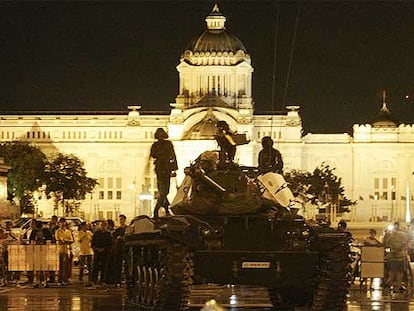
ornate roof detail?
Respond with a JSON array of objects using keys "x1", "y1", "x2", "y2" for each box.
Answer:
[
  {"x1": 182, "y1": 108, "x2": 219, "y2": 140},
  {"x1": 372, "y1": 91, "x2": 398, "y2": 127},
  {"x1": 182, "y1": 4, "x2": 249, "y2": 66}
]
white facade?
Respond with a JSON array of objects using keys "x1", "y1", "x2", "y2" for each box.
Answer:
[{"x1": 1, "y1": 5, "x2": 414, "y2": 223}]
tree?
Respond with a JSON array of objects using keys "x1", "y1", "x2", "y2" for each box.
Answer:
[
  {"x1": 285, "y1": 163, "x2": 355, "y2": 214},
  {"x1": 0, "y1": 141, "x2": 47, "y2": 214},
  {"x1": 44, "y1": 153, "x2": 98, "y2": 216}
]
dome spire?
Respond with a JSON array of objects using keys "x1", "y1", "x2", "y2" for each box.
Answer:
[
  {"x1": 372, "y1": 90, "x2": 398, "y2": 127},
  {"x1": 380, "y1": 90, "x2": 390, "y2": 113},
  {"x1": 205, "y1": 3, "x2": 226, "y2": 30}
]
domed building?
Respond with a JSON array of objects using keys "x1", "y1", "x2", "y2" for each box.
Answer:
[{"x1": 0, "y1": 4, "x2": 414, "y2": 225}]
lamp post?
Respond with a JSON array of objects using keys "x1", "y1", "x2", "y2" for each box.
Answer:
[
  {"x1": 129, "y1": 180, "x2": 137, "y2": 216},
  {"x1": 324, "y1": 182, "x2": 331, "y2": 224},
  {"x1": 391, "y1": 185, "x2": 394, "y2": 222}
]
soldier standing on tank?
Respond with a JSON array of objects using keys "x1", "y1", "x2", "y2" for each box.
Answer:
[
  {"x1": 150, "y1": 128, "x2": 178, "y2": 219},
  {"x1": 258, "y1": 136, "x2": 283, "y2": 174},
  {"x1": 214, "y1": 120, "x2": 236, "y2": 164}
]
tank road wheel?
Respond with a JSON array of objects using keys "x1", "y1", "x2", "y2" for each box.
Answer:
[
  {"x1": 137, "y1": 265, "x2": 144, "y2": 303},
  {"x1": 143, "y1": 266, "x2": 150, "y2": 304},
  {"x1": 126, "y1": 242, "x2": 192, "y2": 311},
  {"x1": 151, "y1": 267, "x2": 160, "y2": 305},
  {"x1": 148, "y1": 267, "x2": 157, "y2": 305},
  {"x1": 312, "y1": 234, "x2": 351, "y2": 311},
  {"x1": 152, "y1": 244, "x2": 192, "y2": 310}
]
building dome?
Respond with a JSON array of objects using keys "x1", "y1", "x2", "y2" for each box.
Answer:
[
  {"x1": 187, "y1": 30, "x2": 246, "y2": 54},
  {"x1": 181, "y1": 4, "x2": 249, "y2": 66}
]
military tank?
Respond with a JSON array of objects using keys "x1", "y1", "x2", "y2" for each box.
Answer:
[{"x1": 124, "y1": 150, "x2": 352, "y2": 310}]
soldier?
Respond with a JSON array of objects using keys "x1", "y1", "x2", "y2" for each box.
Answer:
[
  {"x1": 214, "y1": 120, "x2": 236, "y2": 164},
  {"x1": 150, "y1": 128, "x2": 178, "y2": 219},
  {"x1": 258, "y1": 136, "x2": 283, "y2": 174}
]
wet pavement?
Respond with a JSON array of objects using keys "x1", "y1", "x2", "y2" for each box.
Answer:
[
  {"x1": 0, "y1": 283, "x2": 125, "y2": 311},
  {"x1": 1, "y1": 278, "x2": 414, "y2": 311}
]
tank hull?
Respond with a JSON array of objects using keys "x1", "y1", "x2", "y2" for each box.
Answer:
[{"x1": 124, "y1": 214, "x2": 351, "y2": 310}]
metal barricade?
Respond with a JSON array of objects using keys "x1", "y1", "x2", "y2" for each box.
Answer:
[
  {"x1": 360, "y1": 246, "x2": 385, "y2": 278},
  {"x1": 7, "y1": 242, "x2": 59, "y2": 272}
]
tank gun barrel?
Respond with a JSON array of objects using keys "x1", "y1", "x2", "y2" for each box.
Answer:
[{"x1": 184, "y1": 167, "x2": 226, "y2": 194}]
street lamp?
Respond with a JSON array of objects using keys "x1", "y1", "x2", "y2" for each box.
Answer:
[
  {"x1": 391, "y1": 185, "x2": 395, "y2": 222},
  {"x1": 129, "y1": 180, "x2": 137, "y2": 216}
]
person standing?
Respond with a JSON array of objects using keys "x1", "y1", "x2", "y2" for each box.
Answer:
[
  {"x1": 383, "y1": 222, "x2": 408, "y2": 292},
  {"x1": 337, "y1": 219, "x2": 350, "y2": 233},
  {"x1": 150, "y1": 127, "x2": 178, "y2": 219},
  {"x1": 258, "y1": 136, "x2": 283, "y2": 175},
  {"x1": 90, "y1": 220, "x2": 112, "y2": 287},
  {"x1": 364, "y1": 228, "x2": 382, "y2": 246},
  {"x1": 48, "y1": 215, "x2": 59, "y2": 283},
  {"x1": 112, "y1": 214, "x2": 127, "y2": 286},
  {"x1": 29, "y1": 221, "x2": 53, "y2": 287},
  {"x1": 78, "y1": 221, "x2": 93, "y2": 284},
  {"x1": 104, "y1": 219, "x2": 116, "y2": 284},
  {"x1": 55, "y1": 218, "x2": 74, "y2": 285},
  {"x1": 214, "y1": 120, "x2": 236, "y2": 164}
]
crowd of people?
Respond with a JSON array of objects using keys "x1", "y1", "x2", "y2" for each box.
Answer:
[
  {"x1": 347, "y1": 219, "x2": 414, "y2": 294},
  {"x1": 0, "y1": 214, "x2": 128, "y2": 288}
]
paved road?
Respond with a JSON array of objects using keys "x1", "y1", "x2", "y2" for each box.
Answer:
[{"x1": 1, "y1": 280, "x2": 414, "y2": 311}]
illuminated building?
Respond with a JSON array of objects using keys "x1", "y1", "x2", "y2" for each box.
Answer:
[{"x1": 0, "y1": 5, "x2": 413, "y2": 223}]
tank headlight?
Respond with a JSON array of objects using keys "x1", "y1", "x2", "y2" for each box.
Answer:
[
  {"x1": 201, "y1": 227, "x2": 212, "y2": 237},
  {"x1": 213, "y1": 228, "x2": 222, "y2": 237},
  {"x1": 302, "y1": 230, "x2": 310, "y2": 237}
]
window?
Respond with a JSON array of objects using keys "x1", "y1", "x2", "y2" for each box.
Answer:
[
  {"x1": 373, "y1": 176, "x2": 396, "y2": 201},
  {"x1": 97, "y1": 161, "x2": 123, "y2": 201}
]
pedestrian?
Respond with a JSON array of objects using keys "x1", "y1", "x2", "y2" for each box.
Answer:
[
  {"x1": 383, "y1": 222, "x2": 408, "y2": 292},
  {"x1": 22, "y1": 218, "x2": 37, "y2": 241},
  {"x1": 104, "y1": 219, "x2": 116, "y2": 284},
  {"x1": 337, "y1": 219, "x2": 349, "y2": 233},
  {"x1": 78, "y1": 221, "x2": 93, "y2": 284},
  {"x1": 150, "y1": 127, "x2": 178, "y2": 219},
  {"x1": 55, "y1": 217, "x2": 74, "y2": 285},
  {"x1": 24, "y1": 219, "x2": 39, "y2": 285},
  {"x1": 30, "y1": 220, "x2": 53, "y2": 287},
  {"x1": 364, "y1": 228, "x2": 382, "y2": 246},
  {"x1": 406, "y1": 218, "x2": 414, "y2": 261},
  {"x1": 1, "y1": 221, "x2": 18, "y2": 283},
  {"x1": 258, "y1": 136, "x2": 283, "y2": 174},
  {"x1": 90, "y1": 220, "x2": 112, "y2": 287},
  {"x1": 112, "y1": 214, "x2": 127, "y2": 286},
  {"x1": 48, "y1": 215, "x2": 59, "y2": 283}
]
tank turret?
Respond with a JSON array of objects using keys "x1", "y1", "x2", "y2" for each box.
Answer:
[{"x1": 124, "y1": 149, "x2": 352, "y2": 310}]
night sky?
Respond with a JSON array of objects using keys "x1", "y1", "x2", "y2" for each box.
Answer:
[{"x1": 1, "y1": 1, "x2": 414, "y2": 134}]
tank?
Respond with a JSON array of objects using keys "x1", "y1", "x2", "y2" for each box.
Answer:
[{"x1": 124, "y1": 151, "x2": 352, "y2": 310}]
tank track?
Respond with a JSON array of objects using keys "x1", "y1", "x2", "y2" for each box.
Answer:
[
  {"x1": 312, "y1": 233, "x2": 352, "y2": 311},
  {"x1": 125, "y1": 239, "x2": 192, "y2": 311}
]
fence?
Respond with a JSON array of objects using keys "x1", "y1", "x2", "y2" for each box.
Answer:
[
  {"x1": 7, "y1": 242, "x2": 59, "y2": 272},
  {"x1": 360, "y1": 246, "x2": 385, "y2": 278}
]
